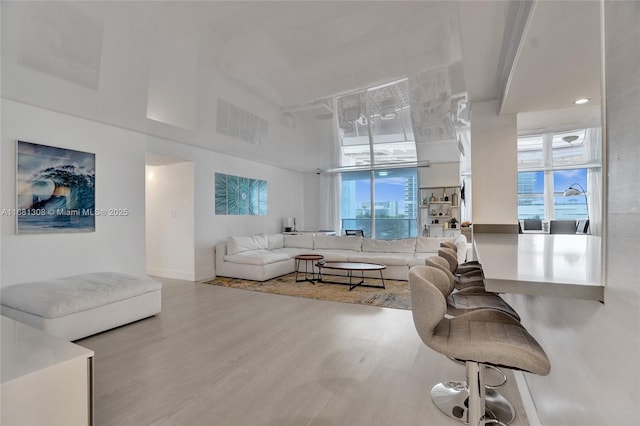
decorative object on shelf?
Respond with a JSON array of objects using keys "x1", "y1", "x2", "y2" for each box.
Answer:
[
  {"x1": 420, "y1": 185, "x2": 461, "y2": 238},
  {"x1": 283, "y1": 217, "x2": 296, "y2": 232},
  {"x1": 460, "y1": 181, "x2": 465, "y2": 205},
  {"x1": 422, "y1": 224, "x2": 429, "y2": 237},
  {"x1": 450, "y1": 218, "x2": 458, "y2": 229}
]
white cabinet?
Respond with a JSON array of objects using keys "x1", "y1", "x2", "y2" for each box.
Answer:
[
  {"x1": 1, "y1": 316, "x2": 94, "y2": 426},
  {"x1": 419, "y1": 186, "x2": 461, "y2": 237}
]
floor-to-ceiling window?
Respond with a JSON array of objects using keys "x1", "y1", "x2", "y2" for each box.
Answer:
[
  {"x1": 337, "y1": 79, "x2": 418, "y2": 239},
  {"x1": 341, "y1": 168, "x2": 418, "y2": 239},
  {"x1": 517, "y1": 128, "x2": 601, "y2": 226}
]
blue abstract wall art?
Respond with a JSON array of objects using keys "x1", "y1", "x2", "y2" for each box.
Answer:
[
  {"x1": 215, "y1": 173, "x2": 267, "y2": 215},
  {"x1": 16, "y1": 140, "x2": 96, "y2": 234}
]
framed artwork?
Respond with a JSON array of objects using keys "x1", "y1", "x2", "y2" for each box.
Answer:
[
  {"x1": 16, "y1": 140, "x2": 96, "y2": 234},
  {"x1": 215, "y1": 173, "x2": 267, "y2": 215}
]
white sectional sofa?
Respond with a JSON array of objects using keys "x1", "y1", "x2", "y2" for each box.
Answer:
[{"x1": 215, "y1": 233, "x2": 468, "y2": 281}]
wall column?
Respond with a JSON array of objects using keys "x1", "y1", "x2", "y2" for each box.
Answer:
[{"x1": 469, "y1": 99, "x2": 518, "y2": 224}]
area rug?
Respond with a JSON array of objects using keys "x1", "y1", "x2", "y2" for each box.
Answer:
[{"x1": 205, "y1": 273, "x2": 411, "y2": 310}]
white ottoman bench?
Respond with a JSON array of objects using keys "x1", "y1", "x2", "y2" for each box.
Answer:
[{"x1": 0, "y1": 272, "x2": 162, "y2": 341}]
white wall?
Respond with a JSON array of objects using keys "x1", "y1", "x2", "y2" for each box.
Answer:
[
  {"x1": 145, "y1": 163, "x2": 195, "y2": 281},
  {"x1": 470, "y1": 100, "x2": 518, "y2": 224},
  {"x1": 1, "y1": 100, "x2": 147, "y2": 286},
  {"x1": 145, "y1": 137, "x2": 304, "y2": 281},
  {"x1": 504, "y1": 4, "x2": 640, "y2": 424},
  {"x1": 1, "y1": 99, "x2": 306, "y2": 285},
  {"x1": 418, "y1": 163, "x2": 460, "y2": 187}
]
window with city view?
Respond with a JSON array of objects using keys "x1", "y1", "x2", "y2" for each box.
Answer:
[
  {"x1": 337, "y1": 79, "x2": 418, "y2": 239},
  {"x1": 341, "y1": 168, "x2": 418, "y2": 239},
  {"x1": 517, "y1": 129, "x2": 598, "y2": 221}
]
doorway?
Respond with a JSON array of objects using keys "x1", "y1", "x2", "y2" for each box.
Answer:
[{"x1": 145, "y1": 154, "x2": 195, "y2": 281}]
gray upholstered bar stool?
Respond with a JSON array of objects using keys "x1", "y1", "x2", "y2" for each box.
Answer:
[
  {"x1": 424, "y1": 256, "x2": 520, "y2": 424},
  {"x1": 425, "y1": 256, "x2": 520, "y2": 321},
  {"x1": 439, "y1": 246, "x2": 483, "y2": 275},
  {"x1": 440, "y1": 241, "x2": 483, "y2": 269},
  {"x1": 438, "y1": 248, "x2": 485, "y2": 289},
  {"x1": 409, "y1": 266, "x2": 550, "y2": 425}
]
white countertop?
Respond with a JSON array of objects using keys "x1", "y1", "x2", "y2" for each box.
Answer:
[
  {"x1": 473, "y1": 233, "x2": 604, "y2": 302},
  {"x1": 1, "y1": 315, "x2": 94, "y2": 384}
]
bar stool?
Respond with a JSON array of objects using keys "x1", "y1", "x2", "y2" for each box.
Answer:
[
  {"x1": 439, "y1": 246, "x2": 483, "y2": 275},
  {"x1": 423, "y1": 256, "x2": 520, "y2": 424},
  {"x1": 425, "y1": 256, "x2": 519, "y2": 321},
  {"x1": 438, "y1": 248, "x2": 485, "y2": 289},
  {"x1": 409, "y1": 266, "x2": 550, "y2": 425},
  {"x1": 440, "y1": 241, "x2": 483, "y2": 269}
]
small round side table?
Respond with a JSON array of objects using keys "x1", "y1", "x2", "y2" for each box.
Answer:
[{"x1": 294, "y1": 254, "x2": 324, "y2": 283}]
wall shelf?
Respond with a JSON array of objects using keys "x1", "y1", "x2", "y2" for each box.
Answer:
[{"x1": 419, "y1": 186, "x2": 461, "y2": 237}]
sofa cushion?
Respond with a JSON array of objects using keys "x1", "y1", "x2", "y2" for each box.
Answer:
[
  {"x1": 415, "y1": 236, "x2": 454, "y2": 253},
  {"x1": 407, "y1": 257, "x2": 426, "y2": 268},
  {"x1": 227, "y1": 234, "x2": 268, "y2": 255},
  {"x1": 362, "y1": 238, "x2": 416, "y2": 253},
  {"x1": 348, "y1": 252, "x2": 414, "y2": 266},
  {"x1": 283, "y1": 234, "x2": 314, "y2": 249},
  {"x1": 312, "y1": 249, "x2": 356, "y2": 262},
  {"x1": 267, "y1": 233, "x2": 284, "y2": 250},
  {"x1": 224, "y1": 249, "x2": 290, "y2": 266},
  {"x1": 454, "y1": 234, "x2": 468, "y2": 262},
  {"x1": 315, "y1": 235, "x2": 362, "y2": 251},
  {"x1": 271, "y1": 247, "x2": 309, "y2": 257}
]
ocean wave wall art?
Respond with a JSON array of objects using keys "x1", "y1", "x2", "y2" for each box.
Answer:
[{"x1": 16, "y1": 140, "x2": 96, "y2": 234}]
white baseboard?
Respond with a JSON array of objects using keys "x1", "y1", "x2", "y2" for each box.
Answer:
[
  {"x1": 146, "y1": 267, "x2": 195, "y2": 282},
  {"x1": 514, "y1": 370, "x2": 542, "y2": 426}
]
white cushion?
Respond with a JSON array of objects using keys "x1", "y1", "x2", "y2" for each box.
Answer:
[
  {"x1": 415, "y1": 236, "x2": 454, "y2": 253},
  {"x1": 407, "y1": 257, "x2": 426, "y2": 267},
  {"x1": 283, "y1": 234, "x2": 314, "y2": 249},
  {"x1": 224, "y1": 250, "x2": 290, "y2": 266},
  {"x1": 362, "y1": 238, "x2": 416, "y2": 253},
  {"x1": 315, "y1": 235, "x2": 362, "y2": 251},
  {"x1": 0, "y1": 272, "x2": 161, "y2": 319},
  {"x1": 312, "y1": 249, "x2": 357, "y2": 262},
  {"x1": 454, "y1": 234, "x2": 468, "y2": 262},
  {"x1": 348, "y1": 252, "x2": 414, "y2": 266},
  {"x1": 227, "y1": 234, "x2": 268, "y2": 255},
  {"x1": 267, "y1": 233, "x2": 284, "y2": 250}
]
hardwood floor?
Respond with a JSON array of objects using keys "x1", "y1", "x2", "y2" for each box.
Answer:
[{"x1": 77, "y1": 278, "x2": 528, "y2": 426}]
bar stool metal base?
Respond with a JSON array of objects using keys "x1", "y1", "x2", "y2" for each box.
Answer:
[{"x1": 431, "y1": 381, "x2": 515, "y2": 425}]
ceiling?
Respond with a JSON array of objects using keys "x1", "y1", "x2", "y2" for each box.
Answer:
[
  {"x1": 1, "y1": 1, "x2": 602, "y2": 164},
  {"x1": 502, "y1": 0, "x2": 602, "y2": 132}
]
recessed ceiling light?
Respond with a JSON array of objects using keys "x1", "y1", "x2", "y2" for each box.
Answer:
[{"x1": 573, "y1": 98, "x2": 590, "y2": 105}]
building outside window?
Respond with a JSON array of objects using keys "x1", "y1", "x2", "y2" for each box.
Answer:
[
  {"x1": 517, "y1": 129, "x2": 601, "y2": 224},
  {"x1": 341, "y1": 168, "x2": 418, "y2": 239}
]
